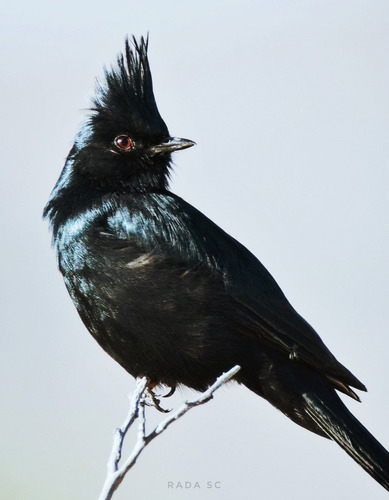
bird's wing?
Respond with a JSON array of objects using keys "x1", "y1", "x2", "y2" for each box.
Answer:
[{"x1": 105, "y1": 192, "x2": 366, "y2": 394}]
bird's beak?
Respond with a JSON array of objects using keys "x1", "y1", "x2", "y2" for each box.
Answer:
[{"x1": 149, "y1": 137, "x2": 196, "y2": 155}]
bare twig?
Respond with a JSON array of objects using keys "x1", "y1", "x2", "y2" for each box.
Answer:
[{"x1": 98, "y1": 365, "x2": 241, "y2": 500}]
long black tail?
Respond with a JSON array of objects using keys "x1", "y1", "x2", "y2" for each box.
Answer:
[{"x1": 303, "y1": 391, "x2": 389, "y2": 491}]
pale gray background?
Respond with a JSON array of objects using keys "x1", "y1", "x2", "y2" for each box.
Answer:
[{"x1": 2, "y1": 1, "x2": 389, "y2": 499}]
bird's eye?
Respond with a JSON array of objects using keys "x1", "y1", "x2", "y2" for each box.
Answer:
[{"x1": 114, "y1": 135, "x2": 133, "y2": 150}]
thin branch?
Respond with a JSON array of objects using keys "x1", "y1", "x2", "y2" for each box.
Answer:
[
  {"x1": 99, "y1": 377, "x2": 147, "y2": 500},
  {"x1": 98, "y1": 365, "x2": 241, "y2": 500}
]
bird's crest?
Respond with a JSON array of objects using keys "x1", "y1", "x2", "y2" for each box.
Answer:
[{"x1": 90, "y1": 35, "x2": 168, "y2": 138}]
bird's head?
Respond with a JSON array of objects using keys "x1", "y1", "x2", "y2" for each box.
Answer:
[{"x1": 63, "y1": 36, "x2": 195, "y2": 193}]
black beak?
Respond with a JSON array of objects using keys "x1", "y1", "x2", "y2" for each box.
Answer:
[{"x1": 149, "y1": 137, "x2": 196, "y2": 155}]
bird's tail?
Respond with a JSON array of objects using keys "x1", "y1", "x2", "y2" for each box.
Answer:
[{"x1": 303, "y1": 391, "x2": 389, "y2": 491}]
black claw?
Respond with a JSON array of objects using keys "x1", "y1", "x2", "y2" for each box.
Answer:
[
  {"x1": 146, "y1": 387, "x2": 172, "y2": 413},
  {"x1": 163, "y1": 385, "x2": 176, "y2": 398},
  {"x1": 154, "y1": 398, "x2": 171, "y2": 413}
]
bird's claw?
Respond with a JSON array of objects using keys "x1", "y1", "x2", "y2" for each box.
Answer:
[
  {"x1": 145, "y1": 379, "x2": 173, "y2": 413},
  {"x1": 145, "y1": 389, "x2": 171, "y2": 413},
  {"x1": 163, "y1": 385, "x2": 176, "y2": 398}
]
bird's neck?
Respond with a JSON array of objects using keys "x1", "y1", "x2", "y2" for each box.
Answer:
[{"x1": 44, "y1": 174, "x2": 169, "y2": 239}]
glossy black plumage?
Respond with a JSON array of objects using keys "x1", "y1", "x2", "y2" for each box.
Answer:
[{"x1": 44, "y1": 36, "x2": 389, "y2": 491}]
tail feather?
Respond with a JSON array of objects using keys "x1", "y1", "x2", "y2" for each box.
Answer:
[{"x1": 303, "y1": 392, "x2": 389, "y2": 491}]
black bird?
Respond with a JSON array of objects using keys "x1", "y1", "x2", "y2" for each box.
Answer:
[{"x1": 44, "y1": 36, "x2": 389, "y2": 491}]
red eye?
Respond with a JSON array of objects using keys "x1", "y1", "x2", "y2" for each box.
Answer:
[{"x1": 114, "y1": 135, "x2": 132, "y2": 150}]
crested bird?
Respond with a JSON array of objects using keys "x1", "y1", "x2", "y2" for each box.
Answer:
[{"x1": 44, "y1": 36, "x2": 389, "y2": 492}]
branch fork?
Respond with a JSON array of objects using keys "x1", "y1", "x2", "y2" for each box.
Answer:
[{"x1": 98, "y1": 365, "x2": 241, "y2": 500}]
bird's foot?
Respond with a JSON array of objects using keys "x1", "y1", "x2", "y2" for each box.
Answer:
[{"x1": 145, "y1": 379, "x2": 174, "y2": 413}]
